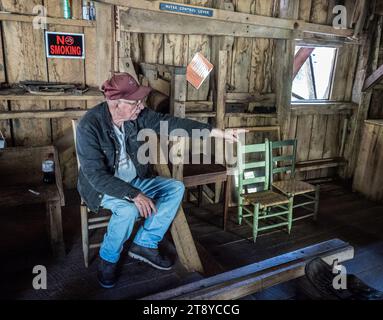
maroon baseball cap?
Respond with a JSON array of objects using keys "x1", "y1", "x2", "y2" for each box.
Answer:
[{"x1": 101, "y1": 73, "x2": 152, "y2": 101}]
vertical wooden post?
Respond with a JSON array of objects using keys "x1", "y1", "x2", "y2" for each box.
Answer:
[
  {"x1": 95, "y1": 2, "x2": 114, "y2": 84},
  {"x1": 275, "y1": 0, "x2": 299, "y2": 140},
  {"x1": 214, "y1": 50, "x2": 228, "y2": 203},
  {"x1": 167, "y1": 66, "x2": 204, "y2": 274},
  {"x1": 46, "y1": 200, "x2": 65, "y2": 258}
]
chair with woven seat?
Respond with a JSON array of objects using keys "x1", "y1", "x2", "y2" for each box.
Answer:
[
  {"x1": 237, "y1": 139, "x2": 293, "y2": 242},
  {"x1": 269, "y1": 139, "x2": 319, "y2": 222},
  {"x1": 72, "y1": 119, "x2": 113, "y2": 268}
]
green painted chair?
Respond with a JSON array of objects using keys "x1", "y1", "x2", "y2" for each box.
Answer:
[
  {"x1": 269, "y1": 139, "x2": 320, "y2": 222},
  {"x1": 237, "y1": 139, "x2": 293, "y2": 242}
]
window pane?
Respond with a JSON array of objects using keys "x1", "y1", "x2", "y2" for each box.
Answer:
[{"x1": 292, "y1": 46, "x2": 336, "y2": 101}]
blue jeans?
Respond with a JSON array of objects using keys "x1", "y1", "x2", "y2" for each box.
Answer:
[{"x1": 99, "y1": 176, "x2": 185, "y2": 263}]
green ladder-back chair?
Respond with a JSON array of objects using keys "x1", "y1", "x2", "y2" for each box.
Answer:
[
  {"x1": 237, "y1": 139, "x2": 293, "y2": 242},
  {"x1": 269, "y1": 139, "x2": 319, "y2": 221}
]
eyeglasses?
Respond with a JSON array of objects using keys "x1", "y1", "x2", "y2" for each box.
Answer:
[{"x1": 124, "y1": 98, "x2": 146, "y2": 107}]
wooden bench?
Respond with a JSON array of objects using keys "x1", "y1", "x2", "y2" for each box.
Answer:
[{"x1": 0, "y1": 146, "x2": 65, "y2": 258}]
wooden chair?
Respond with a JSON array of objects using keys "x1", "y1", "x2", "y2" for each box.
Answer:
[
  {"x1": 237, "y1": 139, "x2": 293, "y2": 242},
  {"x1": 72, "y1": 119, "x2": 112, "y2": 268},
  {"x1": 0, "y1": 145, "x2": 65, "y2": 257},
  {"x1": 183, "y1": 162, "x2": 231, "y2": 230},
  {"x1": 269, "y1": 139, "x2": 320, "y2": 222}
]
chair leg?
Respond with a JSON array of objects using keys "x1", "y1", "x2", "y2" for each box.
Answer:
[
  {"x1": 223, "y1": 178, "x2": 230, "y2": 231},
  {"x1": 46, "y1": 201, "x2": 65, "y2": 258},
  {"x1": 313, "y1": 185, "x2": 320, "y2": 221},
  {"x1": 80, "y1": 206, "x2": 89, "y2": 268},
  {"x1": 253, "y1": 203, "x2": 260, "y2": 243},
  {"x1": 238, "y1": 197, "x2": 243, "y2": 225},
  {"x1": 287, "y1": 197, "x2": 293, "y2": 234},
  {"x1": 198, "y1": 185, "x2": 203, "y2": 207}
]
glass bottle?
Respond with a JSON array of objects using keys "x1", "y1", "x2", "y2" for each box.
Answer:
[{"x1": 42, "y1": 153, "x2": 56, "y2": 184}]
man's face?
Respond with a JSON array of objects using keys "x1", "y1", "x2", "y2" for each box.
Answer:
[{"x1": 116, "y1": 98, "x2": 146, "y2": 121}]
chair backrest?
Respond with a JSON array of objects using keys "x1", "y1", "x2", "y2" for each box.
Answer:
[
  {"x1": 269, "y1": 139, "x2": 297, "y2": 183},
  {"x1": 237, "y1": 139, "x2": 269, "y2": 195}
]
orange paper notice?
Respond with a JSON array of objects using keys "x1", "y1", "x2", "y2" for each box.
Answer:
[{"x1": 186, "y1": 52, "x2": 214, "y2": 89}]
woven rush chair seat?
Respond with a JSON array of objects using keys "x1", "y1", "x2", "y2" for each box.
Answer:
[
  {"x1": 272, "y1": 179, "x2": 316, "y2": 196},
  {"x1": 243, "y1": 190, "x2": 290, "y2": 209}
]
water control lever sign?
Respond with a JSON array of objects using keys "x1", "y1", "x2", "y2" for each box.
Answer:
[{"x1": 45, "y1": 32, "x2": 85, "y2": 59}]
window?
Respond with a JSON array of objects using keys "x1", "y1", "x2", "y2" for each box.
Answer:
[{"x1": 292, "y1": 46, "x2": 337, "y2": 101}]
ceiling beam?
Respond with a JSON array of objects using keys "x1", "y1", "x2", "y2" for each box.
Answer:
[
  {"x1": 95, "y1": 0, "x2": 354, "y2": 39},
  {"x1": 363, "y1": 63, "x2": 383, "y2": 91}
]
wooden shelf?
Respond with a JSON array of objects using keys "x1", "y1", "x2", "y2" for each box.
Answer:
[
  {"x1": 296, "y1": 157, "x2": 346, "y2": 172},
  {"x1": 365, "y1": 119, "x2": 383, "y2": 127},
  {"x1": 0, "y1": 12, "x2": 96, "y2": 28},
  {"x1": 0, "y1": 88, "x2": 104, "y2": 101}
]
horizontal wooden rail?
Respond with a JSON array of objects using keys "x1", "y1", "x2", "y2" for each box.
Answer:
[
  {"x1": 296, "y1": 157, "x2": 346, "y2": 172},
  {"x1": 0, "y1": 12, "x2": 96, "y2": 27}
]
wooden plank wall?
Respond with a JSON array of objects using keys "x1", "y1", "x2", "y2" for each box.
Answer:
[
  {"x1": 0, "y1": 0, "x2": 102, "y2": 188},
  {"x1": 0, "y1": 0, "x2": 361, "y2": 188},
  {"x1": 289, "y1": 0, "x2": 358, "y2": 180}
]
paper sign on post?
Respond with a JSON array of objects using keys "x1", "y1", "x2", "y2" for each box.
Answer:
[{"x1": 186, "y1": 52, "x2": 214, "y2": 90}]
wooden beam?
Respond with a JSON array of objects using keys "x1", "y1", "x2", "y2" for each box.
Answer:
[
  {"x1": 0, "y1": 109, "x2": 86, "y2": 120},
  {"x1": 109, "y1": 0, "x2": 353, "y2": 39},
  {"x1": 0, "y1": 88, "x2": 103, "y2": 101},
  {"x1": 142, "y1": 239, "x2": 354, "y2": 300},
  {"x1": 296, "y1": 157, "x2": 346, "y2": 172},
  {"x1": 293, "y1": 47, "x2": 314, "y2": 79},
  {"x1": 154, "y1": 155, "x2": 204, "y2": 274},
  {"x1": 291, "y1": 102, "x2": 357, "y2": 115},
  {"x1": 226, "y1": 92, "x2": 275, "y2": 105},
  {"x1": 119, "y1": 7, "x2": 293, "y2": 39},
  {"x1": 0, "y1": 12, "x2": 96, "y2": 27},
  {"x1": 363, "y1": 63, "x2": 383, "y2": 91}
]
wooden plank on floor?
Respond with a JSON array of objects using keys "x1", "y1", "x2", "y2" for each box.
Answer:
[{"x1": 142, "y1": 239, "x2": 354, "y2": 300}]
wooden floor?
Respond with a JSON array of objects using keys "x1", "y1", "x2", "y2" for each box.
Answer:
[{"x1": 1, "y1": 182, "x2": 383, "y2": 299}]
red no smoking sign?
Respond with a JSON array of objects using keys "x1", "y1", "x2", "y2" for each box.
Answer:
[{"x1": 45, "y1": 31, "x2": 85, "y2": 59}]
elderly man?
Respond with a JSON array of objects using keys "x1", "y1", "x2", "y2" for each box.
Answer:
[{"x1": 76, "y1": 73, "x2": 237, "y2": 288}]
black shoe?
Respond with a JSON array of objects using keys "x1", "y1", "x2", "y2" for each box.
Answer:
[
  {"x1": 97, "y1": 257, "x2": 118, "y2": 289},
  {"x1": 128, "y1": 243, "x2": 173, "y2": 270}
]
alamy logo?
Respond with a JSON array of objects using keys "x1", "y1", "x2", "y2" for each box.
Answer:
[
  {"x1": 332, "y1": 260, "x2": 347, "y2": 290},
  {"x1": 32, "y1": 265, "x2": 47, "y2": 290},
  {"x1": 333, "y1": 5, "x2": 348, "y2": 29},
  {"x1": 32, "y1": 5, "x2": 47, "y2": 30}
]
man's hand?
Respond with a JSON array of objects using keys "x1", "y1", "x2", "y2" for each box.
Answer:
[
  {"x1": 210, "y1": 128, "x2": 248, "y2": 143},
  {"x1": 133, "y1": 192, "x2": 157, "y2": 218}
]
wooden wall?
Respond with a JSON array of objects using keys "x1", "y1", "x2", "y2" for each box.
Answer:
[
  {"x1": 0, "y1": 0, "x2": 362, "y2": 188},
  {"x1": 0, "y1": 0, "x2": 104, "y2": 187},
  {"x1": 121, "y1": 0, "x2": 358, "y2": 180}
]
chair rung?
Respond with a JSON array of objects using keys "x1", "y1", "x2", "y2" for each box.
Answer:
[
  {"x1": 294, "y1": 201, "x2": 315, "y2": 208},
  {"x1": 273, "y1": 155, "x2": 294, "y2": 162},
  {"x1": 293, "y1": 213, "x2": 315, "y2": 221},
  {"x1": 242, "y1": 206, "x2": 253, "y2": 215},
  {"x1": 271, "y1": 140, "x2": 296, "y2": 148},
  {"x1": 88, "y1": 216, "x2": 111, "y2": 223},
  {"x1": 89, "y1": 243, "x2": 102, "y2": 249},
  {"x1": 88, "y1": 222, "x2": 109, "y2": 230},
  {"x1": 242, "y1": 177, "x2": 265, "y2": 185},
  {"x1": 244, "y1": 161, "x2": 266, "y2": 169},
  {"x1": 272, "y1": 166, "x2": 293, "y2": 174},
  {"x1": 301, "y1": 193, "x2": 315, "y2": 200},
  {"x1": 240, "y1": 144, "x2": 266, "y2": 153},
  {"x1": 258, "y1": 211, "x2": 289, "y2": 219}
]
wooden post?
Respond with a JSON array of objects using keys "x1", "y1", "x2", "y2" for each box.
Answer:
[
  {"x1": 46, "y1": 201, "x2": 65, "y2": 258},
  {"x1": 343, "y1": 16, "x2": 383, "y2": 179},
  {"x1": 214, "y1": 50, "x2": 228, "y2": 203},
  {"x1": 166, "y1": 66, "x2": 204, "y2": 273},
  {"x1": 275, "y1": 0, "x2": 299, "y2": 141},
  {"x1": 155, "y1": 159, "x2": 204, "y2": 274}
]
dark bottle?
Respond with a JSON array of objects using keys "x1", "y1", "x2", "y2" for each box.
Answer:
[{"x1": 42, "y1": 154, "x2": 55, "y2": 184}]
